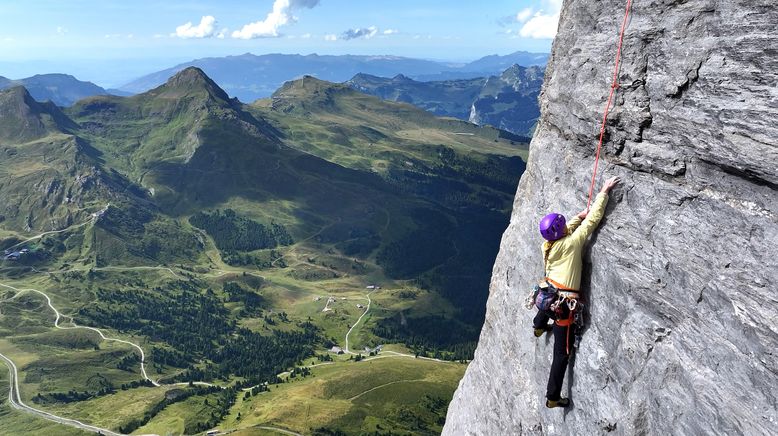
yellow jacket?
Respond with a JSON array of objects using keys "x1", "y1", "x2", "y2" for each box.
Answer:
[{"x1": 542, "y1": 192, "x2": 610, "y2": 291}]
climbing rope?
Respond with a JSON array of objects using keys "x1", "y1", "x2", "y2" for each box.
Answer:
[{"x1": 586, "y1": 0, "x2": 634, "y2": 209}]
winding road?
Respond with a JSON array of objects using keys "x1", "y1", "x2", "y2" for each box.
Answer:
[
  {"x1": 1, "y1": 351, "x2": 120, "y2": 435},
  {"x1": 0, "y1": 283, "x2": 158, "y2": 386},
  {"x1": 0, "y1": 281, "x2": 159, "y2": 435},
  {"x1": 343, "y1": 291, "x2": 375, "y2": 355}
]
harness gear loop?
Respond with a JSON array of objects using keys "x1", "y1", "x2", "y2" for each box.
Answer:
[{"x1": 586, "y1": 0, "x2": 634, "y2": 209}]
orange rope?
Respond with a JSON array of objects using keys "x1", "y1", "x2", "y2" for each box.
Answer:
[{"x1": 586, "y1": 0, "x2": 634, "y2": 209}]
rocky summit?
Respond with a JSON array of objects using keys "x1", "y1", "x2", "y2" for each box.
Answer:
[{"x1": 444, "y1": 0, "x2": 777, "y2": 435}]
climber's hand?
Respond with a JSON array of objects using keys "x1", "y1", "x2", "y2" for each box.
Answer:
[
  {"x1": 576, "y1": 208, "x2": 589, "y2": 219},
  {"x1": 600, "y1": 176, "x2": 621, "y2": 194}
]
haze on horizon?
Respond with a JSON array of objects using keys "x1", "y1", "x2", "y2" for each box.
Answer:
[{"x1": 0, "y1": 0, "x2": 561, "y2": 87}]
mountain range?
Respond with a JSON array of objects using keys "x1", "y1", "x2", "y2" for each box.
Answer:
[
  {"x1": 347, "y1": 64, "x2": 543, "y2": 136},
  {"x1": 118, "y1": 51, "x2": 549, "y2": 101},
  {"x1": 0, "y1": 73, "x2": 123, "y2": 107}
]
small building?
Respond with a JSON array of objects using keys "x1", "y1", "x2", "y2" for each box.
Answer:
[
  {"x1": 4, "y1": 252, "x2": 21, "y2": 261},
  {"x1": 20, "y1": 248, "x2": 29, "y2": 253},
  {"x1": 356, "y1": 304, "x2": 364, "y2": 309},
  {"x1": 330, "y1": 346, "x2": 344, "y2": 354},
  {"x1": 366, "y1": 285, "x2": 376, "y2": 289}
]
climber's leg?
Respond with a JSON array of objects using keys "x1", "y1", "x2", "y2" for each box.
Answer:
[
  {"x1": 533, "y1": 311, "x2": 553, "y2": 336},
  {"x1": 533, "y1": 310, "x2": 551, "y2": 329},
  {"x1": 546, "y1": 322, "x2": 571, "y2": 401}
]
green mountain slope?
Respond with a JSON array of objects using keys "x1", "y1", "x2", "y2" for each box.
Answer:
[
  {"x1": 252, "y1": 75, "x2": 527, "y2": 326},
  {"x1": 0, "y1": 86, "x2": 127, "y2": 232},
  {"x1": 0, "y1": 68, "x2": 529, "y2": 435}
]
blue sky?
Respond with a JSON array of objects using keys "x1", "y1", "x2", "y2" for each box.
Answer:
[{"x1": 0, "y1": 0, "x2": 561, "y2": 86}]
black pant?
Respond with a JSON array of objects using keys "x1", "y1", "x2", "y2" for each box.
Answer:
[{"x1": 533, "y1": 308, "x2": 573, "y2": 401}]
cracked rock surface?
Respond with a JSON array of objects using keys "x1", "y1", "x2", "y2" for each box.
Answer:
[{"x1": 443, "y1": 0, "x2": 777, "y2": 435}]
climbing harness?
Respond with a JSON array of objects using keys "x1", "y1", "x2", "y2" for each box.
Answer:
[{"x1": 586, "y1": 0, "x2": 634, "y2": 209}]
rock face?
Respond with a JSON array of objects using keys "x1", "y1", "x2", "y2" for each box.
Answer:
[{"x1": 443, "y1": 1, "x2": 777, "y2": 435}]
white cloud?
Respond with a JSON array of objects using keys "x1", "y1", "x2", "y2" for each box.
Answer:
[
  {"x1": 324, "y1": 34, "x2": 338, "y2": 41},
  {"x1": 300, "y1": 33, "x2": 312, "y2": 39},
  {"x1": 383, "y1": 29, "x2": 399, "y2": 35},
  {"x1": 56, "y1": 26, "x2": 68, "y2": 35},
  {"x1": 174, "y1": 15, "x2": 217, "y2": 38},
  {"x1": 516, "y1": 7, "x2": 533, "y2": 22},
  {"x1": 153, "y1": 34, "x2": 166, "y2": 39},
  {"x1": 232, "y1": 0, "x2": 321, "y2": 39},
  {"x1": 518, "y1": 0, "x2": 561, "y2": 39},
  {"x1": 340, "y1": 26, "x2": 378, "y2": 40}
]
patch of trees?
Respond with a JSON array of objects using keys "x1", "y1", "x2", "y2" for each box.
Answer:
[
  {"x1": 79, "y1": 284, "x2": 233, "y2": 356},
  {"x1": 313, "y1": 428, "x2": 348, "y2": 436},
  {"x1": 184, "y1": 387, "x2": 237, "y2": 434},
  {"x1": 435, "y1": 145, "x2": 525, "y2": 192},
  {"x1": 33, "y1": 386, "x2": 115, "y2": 404},
  {"x1": 118, "y1": 385, "x2": 230, "y2": 434},
  {"x1": 117, "y1": 353, "x2": 140, "y2": 371},
  {"x1": 151, "y1": 346, "x2": 191, "y2": 368},
  {"x1": 78, "y1": 280, "x2": 322, "y2": 385},
  {"x1": 288, "y1": 366, "x2": 311, "y2": 379},
  {"x1": 189, "y1": 209, "x2": 293, "y2": 252},
  {"x1": 223, "y1": 281, "x2": 265, "y2": 313},
  {"x1": 222, "y1": 249, "x2": 284, "y2": 268},
  {"x1": 373, "y1": 315, "x2": 478, "y2": 360},
  {"x1": 212, "y1": 323, "x2": 319, "y2": 381}
]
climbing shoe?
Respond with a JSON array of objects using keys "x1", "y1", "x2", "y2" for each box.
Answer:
[
  {"x1": 546, "y1": 398, "x2": 570, "y2": 408},
  {"x1": 534, "y1": 325, "x2": 552, "y2": 337}
]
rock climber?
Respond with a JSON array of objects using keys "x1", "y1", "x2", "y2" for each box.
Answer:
[{"x1": 533, "y1": 175, "x2": 620, "y2": 408}]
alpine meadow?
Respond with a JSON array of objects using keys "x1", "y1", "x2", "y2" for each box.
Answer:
[{"x1": 0, "y1": 61, "x2": 529, "y2": 434}]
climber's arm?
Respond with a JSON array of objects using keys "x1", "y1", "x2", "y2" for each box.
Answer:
[
  {"x1": 566, "y1": 210, "x2": 588, "y2": 233},
  {"x1": 568, "y1": 177, "x2": 620, "y2": 246}
]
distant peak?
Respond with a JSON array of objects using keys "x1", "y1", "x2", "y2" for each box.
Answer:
[
  {"x1": 273, "y1": 75, "x2": 352, "y2": 101},
  {"x1": 391, "y1": 74, "x2": 414, "y2": 83},
  {"x1": 161, "y1": 67, "x2": 231, "y2": 101},
  {"x1": 168, "y1": 67, "x2": 211, "y2": 85}
]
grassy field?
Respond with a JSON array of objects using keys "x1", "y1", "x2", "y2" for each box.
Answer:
[
  {"x1": 221, "y1": 357, "x2": 466, "y2": 435},
  {"x1": 41, "y1": 387, "x2": 167, "y2": 432},
  {"x1": 0, "y1": 368, "x2": 89, "y2": 436}
]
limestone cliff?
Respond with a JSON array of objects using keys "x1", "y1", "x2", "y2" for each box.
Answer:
[{"x1": 443, "y1": 0, "x2": 777, "y2": 435}]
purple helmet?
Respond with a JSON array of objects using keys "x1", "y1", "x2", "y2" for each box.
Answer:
[{"x1": 539, "y1": 213, "x2": 566, "y2": 241}]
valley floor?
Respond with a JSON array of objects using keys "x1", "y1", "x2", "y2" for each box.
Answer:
[{"x1": 0, "y1": 219, "x2": 466, "y2": 435}]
